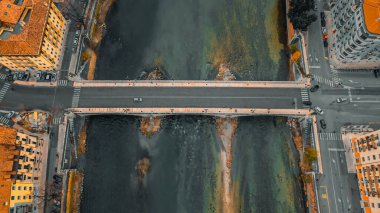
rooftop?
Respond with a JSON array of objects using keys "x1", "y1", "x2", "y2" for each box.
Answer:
[
  {"x1": 363, "y1": 0, "x2": 380, "y2": 35},
  {"x1": 0, "y1": 0, "x2": 51, "y2": 56}
]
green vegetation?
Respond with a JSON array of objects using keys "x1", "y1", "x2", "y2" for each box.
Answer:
[
  {"x1": 304, "y1": 148, "x2": 317, "y2": 163},
  {"x1": 288, "y1": 0, "x2": 317, "y2": 31}
]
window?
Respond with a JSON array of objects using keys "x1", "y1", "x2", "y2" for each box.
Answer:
[
  {"x1": 23, "y1": 196, "x2": 26, "y2": 199},
  {"x1": 24, "y1": 186, "x2": 26, "y2": 190},
  {"x1": 368, "y1": 156, "x2": 371, "y2": 161},
  {"x1": 17, "y1": 196, "x2": 20, "y2": 200},
  {"x1": 29, "y1": 187, "x2": 32, "y2": 190},
  {"x1": 372, "y1": 203, "x2": 375, "y2": 208},
  {"x1": 28, "y1": 196, "x2": 31, "y2": 199},
  {"x1": 378, "y1": 203, "x2": 380, "y2": 208},
  {"x1": 363, "y1": 157, "x2": 365, "y2": 162},
  {"x1": 12, "y1": 186, "x2": 15, "y2": 190},
  {"x1": 11, "y1": 196, "x2": 14, "y2": 200},
  {"x1": 18, "y1": 186, "x2": 21, "y2": 190},
  {"x1": 374, "y1": 155, "x2": 376, "y2": 160}
]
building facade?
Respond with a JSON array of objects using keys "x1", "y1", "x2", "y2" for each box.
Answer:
[
  {"x1": 0, "y1": 0, "x2": 67, "y2": 71},
  {"x1": 0, "y1": 126, "x2": 43, "y2": 213},
  {"x1": 350, "y1": 129, "x2": 380, "y2": 213},
  {"x1": 331, "y1": 0, "x2": 380, "y2": 66}
]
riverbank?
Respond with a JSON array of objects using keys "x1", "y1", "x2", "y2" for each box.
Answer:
[{"x1": 84, "y1": 0, "x2": 115, "y2": 80}]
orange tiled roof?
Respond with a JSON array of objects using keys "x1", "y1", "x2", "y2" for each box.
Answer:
[
  {"x1": 363, "y1": 0, "x2": 380, "y2": 35},
  {"x1": 0, "y1": 0, "x2": 52, "y2": 56},
  {"x1": 0, "y1": 126, "x2": 17, "y2": 145},
  {"x1": 0, "y1": 0, "x2": 29, "y2": 26},
  {"x1": 0, "y1": 181, "x2": 11, "y2": 213}
]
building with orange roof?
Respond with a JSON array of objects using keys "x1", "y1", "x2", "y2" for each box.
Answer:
[
  {"x1": 0, "y1": 0, "x2": 67, "y2": 71},
  {"x1": 348, "y1": 129, "x2": 380, "y2": 212},
  {"x1": 0, "y1": 126, "x2": 43, "y2": 212},
  {"x1": 331, "y1": 0, "x2": 380, "y2": 66}
]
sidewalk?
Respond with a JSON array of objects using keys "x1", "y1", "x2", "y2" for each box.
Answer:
[
  {"x1": 69, "y1": 107, "x2": 312, "y2": 116},
  {"x1": 13, "y1": 80, "x2": 57, "y2": 87},
  {"x1": 73, "y1": 80, "x2": 311, "y2": 88}
]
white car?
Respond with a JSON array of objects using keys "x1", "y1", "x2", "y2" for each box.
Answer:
[
  {"x1": 336, "y1": 97, "x2": 347, "y2": 103},
  {"x1": 133, "y1": 97, "x2": 142, "y2": 102},
  {"x1": 73, "y1": 38, "x2": 78, "y2": 45},
  {"x1": 314, "y1": 106, "x2": 324, "y2": 115}
]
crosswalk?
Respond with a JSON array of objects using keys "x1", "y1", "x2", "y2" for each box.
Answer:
[
  {"x1": 71, "y1": 87, "x2": 81, "y2": 107},
  {"x1": 312, "y1": 74, "x2": 336, "y2": 87},
  {"x1": 0, "y1": 74, "x2": 6, "y2": 80},
  {"x1": 58, "y1": 80, "x2": 68, "y2": 87},
  {"x1": 318, "y1": 132, "x2": 342, "y2": 141},
  {"x1": 0, "y1": 116, "x2": 11, "y2": 126},
  {"x1": 300, "y1": 89, "x2": 310, "y2": 107},
  {"x1": 331, "y1": 69, "x2": 342, "y2": 85},
  {"x1": 0, "y1": 83, "x2": 10, "y2": 102},
  {"x1": 53, "y1": 117, "x2": 61, "y2": 125}
]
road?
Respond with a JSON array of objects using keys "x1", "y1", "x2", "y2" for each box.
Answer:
[
  {"x1": 0, "y1": 83, "x2": 309, "y2": 111},
  {"x1": 307, "y1": 1, "x2": 380, "y2": 213}
]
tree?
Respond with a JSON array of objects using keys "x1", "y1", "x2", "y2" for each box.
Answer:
[
  {"x1": 304, "y1": 148, "x2": 317, "y2": 163},
  {"x1": 288, "y1": 0, "x2": 317, "y2": 31}
]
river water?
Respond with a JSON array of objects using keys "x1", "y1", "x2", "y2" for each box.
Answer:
[{"x1": 81, "y1": 0, "x2": 305, "y2": 212}]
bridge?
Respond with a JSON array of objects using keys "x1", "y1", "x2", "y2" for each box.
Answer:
[{"x1": 0, "y1": 80, "x2": 313, "y2": 116}]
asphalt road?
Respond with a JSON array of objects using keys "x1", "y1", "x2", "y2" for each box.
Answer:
[
  {"x1": 0, "y1": 83, "x2": 307, "y2": 110},
  {"x1": 307, "y1": 1, "x2": 380, "y2": 212}
]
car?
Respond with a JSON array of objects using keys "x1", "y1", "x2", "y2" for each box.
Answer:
[
  {"x1": 322, "y1": 27, "x2": 327, "y2": 35},
  {"x1": 51, "y1": 73, "x2": 57, "y2": 81},
  {"x1": 321, "y1": 19, "x2": 326, "y2": 27},
  {"x1": 45, "y1": 73, "x2": 51, "y2": 81},
  {"x1": 320, "y1": 12, "x2": 325, "y2": 20},
  {"x1": 314, "y1": 106, "x2": 324, "y2": 115},
  {"x1": 75, "y1": 30, "x2": 81, "y2": 37},
  {"x1": 72, "y1": 46, "x2": 77, "y2": 53},
  {"x1": 36, "y1": 72, "x2": 41, "y2": 80},
  {"x1": 336, "y1": 97, "x2": 347, "y2": 103},
  {"x1": 323, "y1": 40, "x2": 328, "y2": 47},
  {"x1": 319, "y1": 119, "x2": 327, "y2": 129},
  {"x1": 73, "y1": 38, "x2": 78, "y2": 45},
  {"x1": 310, "y1": 85, "x2": 320, "y2": 92},
  {"x1": 133, "y1": 97, "x2": 143, "y2": 102},
  {"x1": 22, "y1": 73, "x2": 30, "y2": 80},
  {"x1": 17, "y1": 72, "x2": 24, "y2": 80}
]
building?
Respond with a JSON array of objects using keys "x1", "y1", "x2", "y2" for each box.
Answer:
[
  {"x1": 331, "y1": 0, "x2": 380, "y2": 67},
  {"x1": 0, "y1": 0, "x2": 67, "y2": 71},
  {"x1": 0, "y1": 126, "x2": 43, "y2": 213},
  {"x1": 349, "y1": 129, "x2": 380, "y2": 213}
]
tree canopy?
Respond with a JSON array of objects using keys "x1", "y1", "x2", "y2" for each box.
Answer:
[{"x1": 288, "y1": 0, "x2": 317, "y2": 31}]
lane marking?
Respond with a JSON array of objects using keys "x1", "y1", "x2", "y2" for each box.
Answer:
[{"x1": 328, "y1": 148, "x2": 346, "y2": 152}]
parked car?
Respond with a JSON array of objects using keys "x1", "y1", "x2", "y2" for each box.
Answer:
[
  {"x1": 323, "y1": 40, "x2": 328, "y2": 47},
  {"x1": 320, "y1": 119, "x2": 327, "y2": 129},
  {"x1": 133, "y1": 97, "x2": 143, "y2": 102},
  {"x1": 17, "y1": 72, "x2": 24, "y2": 80},
  {"x1": 51, "y1": 73, "x2": 57, "y2": 81},
  {"x1": 320, "y1": 12, "x2": 325, "y2": 20},
  {"x1": 336, "y1": 97, "x2": 347, "y2": 103},
  {"x1": 310, "y1": 85, "x2": 320, "y2": 92},
  {"x1": 75, "y1": 30, "x2": 80, "y2": 37},
  {"x1": 314, "y1": 106, "x2": 324, "y2": 115},
  {"x1": 45, "y1": 73, "x2": 51, "y2": 81},
  {"x1": 374, "y1": 70, "x2": 379, "y2": 78},
  {"x1": 73, "y1": 37, "x2": 78, "y2": 46},
  {"x1": 36, "y1": 72, "x2": 41, "y2": 80},
  {"x1": 321, "y1": 19, "x2": 326, "y2": 27}
]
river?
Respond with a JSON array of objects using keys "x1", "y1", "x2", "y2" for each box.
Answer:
[{"x1": 81, "y1": 0, "x2": 305, "y2": 212}]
